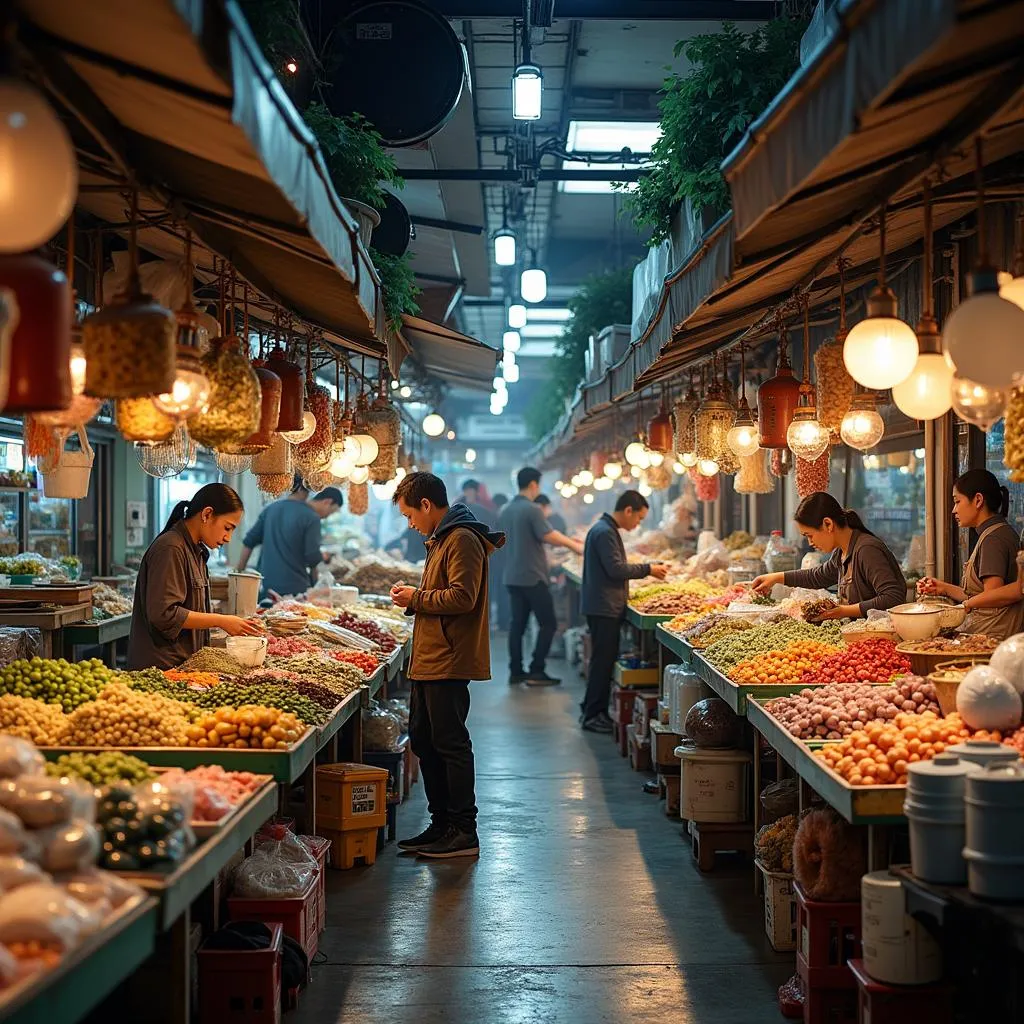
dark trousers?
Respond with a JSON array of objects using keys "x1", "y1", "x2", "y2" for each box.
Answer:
[
  {"x1": 508, "y1": 581, "x2": 556, "y2": 675},
  {"x1": 408, "y1": 680, "x2": 477, "y2": 831},
  {"x1": 582, "y1": 614, "x2": 622, "y2": 720}
]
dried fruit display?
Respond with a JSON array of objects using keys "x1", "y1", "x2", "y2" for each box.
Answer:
[
  {"x1": 798, "y1": 638, "x2": 911, "y2": 685},
  {"x1": 731, "y1": 640, "x2": 841, "y2": 686},
  {"x1": 814, "y1": 340, "x2": 855, "y2": 440},
  {"x1": 796, "y1": 450, "x2": 830, "y2": 498},
  {"x1": 735, "y1": 450, "x2": 775, "y2": 494}
]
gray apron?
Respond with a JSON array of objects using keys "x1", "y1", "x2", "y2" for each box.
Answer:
[{"x1": 960, "y1": 518, "x2": 1024, "y2": 640}]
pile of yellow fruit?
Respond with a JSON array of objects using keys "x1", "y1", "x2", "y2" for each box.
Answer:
[
  {"x1": 730, "y1": 640, "x2": 841, "y2": 686},
  {"x1": 186, "y1": 706, "x2": 305, "y2": 749},
  {"x1": 0, "y1": 694, "x2": 68, "y2": 745},
  {"x1": 64, "y1": 682, "x2": 193, "y2": 747}
]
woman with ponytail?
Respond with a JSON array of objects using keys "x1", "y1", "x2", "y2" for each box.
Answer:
[
  {"x1": 752, "y1": 491, "x2": 907, "y2": 619},
  {"x1": 128, "y1": 483, "x2": 262, "y2": 669},
  {"x1": 918, "y1": 469, "x2": 1024, "y2": 639}
]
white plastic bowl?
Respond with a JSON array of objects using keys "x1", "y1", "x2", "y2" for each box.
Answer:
[
  {"x1": 225, "y1": 635, "x2": 268, "y2": 668},
  {"x1": 888, "y1": 603, "x2": 944, "y2": 642}
]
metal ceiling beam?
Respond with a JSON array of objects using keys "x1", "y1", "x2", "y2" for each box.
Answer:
[
  {"x1": 431, "y1": 1, "x2": 772, "y2": 17},
  {"x1": 411, "y1": 215, "x2": 484, "y2": 235},
  {"x1": 400, "y1": 168, "x2": 645, "y2": 181}
]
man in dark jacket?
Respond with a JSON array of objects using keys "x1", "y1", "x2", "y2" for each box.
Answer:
[
  {"x1": 390, "y1": 472, "x2": 504, "y2": 859},
  {"x1": 579, "y1": 491, "x2": 667, "y2": 733}
]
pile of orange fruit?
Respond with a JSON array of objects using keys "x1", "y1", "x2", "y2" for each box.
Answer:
[
  {"x1": 813, "y1": 710, "x2": 1004, "y2": 786},
  {"x1": 730, "y1": 640, "x2": 841, "y2": 686}
]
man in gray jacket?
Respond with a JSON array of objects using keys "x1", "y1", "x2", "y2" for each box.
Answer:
[{"x1": 580, "y1": 491, "x2": 667, "y2": 733}]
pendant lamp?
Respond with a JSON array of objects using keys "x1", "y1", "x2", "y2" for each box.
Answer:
[
  {"x1": 727, "y1": 343, "x2": 760, "y2": 458},
  {"x1": 787, "y1": 301, "x2": 831, "y2": 461},
  {"x1": 893, "y1": 181, "x2": 954, "y2": 420},
  {"x1": 843, "y1": 203, "x2": 919, "y2": 389},
  {"x1": 624, "y1": 441, "x2": 650, "y2": 469},
  {"x1": 840, "y1": 390, "x2": 885, "y2": 451},
  {"x1": 265, "y1": 345, "x2": 305, "y2": 433},
  {"x1": 695, "y1": 357, "x2": 735, "y2": 462},
  {"x1": 950, "y1": 375, "x2": 1006, "y2": 431},
  {"x1": 942, "y1": 138, "x2": 1024, "y2": 388},
  {"x1": 673, "y1": 371, "x2": 700, "y2": 464},
  {"x1": 647, "y1": 387, "x2": 674, "y2": 453},
  {"x1": 758, "y1": 325, "x2": 801, "y2": 448}
]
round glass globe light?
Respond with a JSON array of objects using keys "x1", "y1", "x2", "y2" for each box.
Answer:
[
  {"x1": 350, "y1": 433, "x2": 379, "y2": 466},
  {"x1": 840, "y1": 407, "x2": 885, "y2": 451},
  {"x1": 891, "y1": 352, "x2": 954, "y2": 420},
  {"x1": 281, "y1": 410, "x2": 316, "y2": 445},
  {"x1": 950, "y1": 375, "x2": 1006, "y2": 431},
  {"x1": 843, "y1": 316, "x2": 918, "y2": 390},
  {"x1": 638, "y1": 481, "x2": 653, "y2": 497},
  {"x1": 583, "y1": 493, "x2": 594, "y2": 505},
  {"x1": 698, "y1": 458, "x2": 719, "y2": 477},
  {"x1": 69, "y1": 345, "x2": 88, "y2": 396},
  {"x1": 330, "y1": 452, "x2": 355, "y2": 479},
  {"x1": 647, "y1": 450, "x2": 664, "y2": 467},
  {"x1": 578, "y1": 469, "x2": 594, "y2": 487},
  {"x1": 570, "y1": 474, "x2": 582, "y2": 487},
  {"x1": 603, "y1": 460, "x2": 623, "y2": 481},
  {"x1": 672, "y1": 461, "x2": 685, "y2": 475},
  {"x1": 593, "y1": 476, "x2": 612, "y2": 491},
  {"x1": 0, "y1": 79, "x2": 78, "y2": 253},
  {"x1": 630, "y1": 465, "x2": 642, "y2": 479},
  {"x1": 942, "y1": 290, "x2": 1024, "y2": 388},
  {"x1": 372, "y1": 482, "x2": 396, "y2": 501},
  {"x1": 349, "y1": 465, "x2": 370, "y2": 485},
  {"x1": 726, "y1": 422, "x2": 760, "y2": 458},
  {"x1": 422, "y1": 412, "x2": 446, "y2": 437},
  {"x1": 680, "y1": 451, "x2": 698, "y2": 468},
  {"x1": 624, "y1": 441, "x2": 648, "y2": 467},
  {"x1": 153, "y1": 368, "x2": 211, "y2": 419},
  {"x1": 786, "y1": 415, "x2": 830, "y2": 462}
]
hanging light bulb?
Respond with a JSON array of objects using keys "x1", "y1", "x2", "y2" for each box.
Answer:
[
  {"x1": 582, "y1": 492, "x2": 594, "y2": 505},
  {"x1": 0, "y1": 79, "x2": 78, "y2": 253},
  {"x1": 372, "y1": 481, "x2": 396, "y2": 501},
  {"x1": 672, "y1": 461, "x2": 685, "y2": 474},
  {"x1": 69, "y1": 345, "x2": 87, "y2": 396},
  {"x1": 521, "y1": 266, "x2": 547, "y2": 304},
  {"x1": 680, "y1": 451, "x2": 698, "y2": 468},
  {"x1": 502, "y1": 361, "x2": 520, "y2": 384},
  {"x1": 727, "y1": 344, "x2": 760, "y2": 457},
  {"x1": 603, "y1": 459, "x2": 622, "y2": 480},
  {"x1": 840, "y1": 392, "x2": 885, "y2": 451},
  {"x1": 624, "y1": 441, "x2": 650, "y2": 468},
  {"x1": 503, "y1": 330, "x2": 521, "y2": 353},
  {"x1": 893, "y1": 181, "x2": 954, "y2": 420},
  {"x1": 465, "y1": 448, "x2": 477, "y2": 463},
  {"x1": 593, "y1": 476, "x2": 612, "y2": 491},
  {"x1": 843, "y1": 204, "x2": 919, "y2": 389},
  {"x1": 349, "y1": 465, "x2": 370, "y2": 485},
  {"x1": 422, "y1": 412, "x2": 446, "y2": 437},
  {"x1": 638, "y1": 481, "x2": 653, "y2": 497},
  {"x1": 281, "y1": 410, "x2": 317, "y2": 445},
  {"x1": 630, "y1": 465, "x2": 642, "y2": 479},
  {"x1": 943, "y1": 139, "x2": 1024, "y2": 388},
  {"x1": 493, "y1": 227, "x2": 517, "y2": 267},
  {"x1": 695, "y1": 357, "x2": 735, "y2": 461},
  {"x1": 400, "y1": 385, "x2": 412, "y2": 398},
  {"x1": 215, "y1": 451, "x2": 253, "y2": 475},
  {"x1": 787, "y1": 301, "x2": 831, "y2": 461},
  {"x1": 647, "y1": 450, "x2": 664, "y2": 467},
  {"x1": 950, "y1": 375, "x2": 1006, "y2": 431},
  {"x1": 330, "y1": 450, "x2": 355, "y2": 480},
  {"x1": 578, "y1": 469, "x2": 594, "y2": 487},
  {"x1": 348, "y1": 433, "x2": 379, "y2": 466},
  {"x1": 446, "y1": 429, "x2": 456, "y2": 441},
  {"x1": 508, "y1": 303, "x2": 527, "y2": 329},
  {"x1": 698, "y1": 458, "x2": 719, "y2": 477}
]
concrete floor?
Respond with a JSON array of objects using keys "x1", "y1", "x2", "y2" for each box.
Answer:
[{"x1": 296, "y1": 655, "x2": 792, "y2": 1023}]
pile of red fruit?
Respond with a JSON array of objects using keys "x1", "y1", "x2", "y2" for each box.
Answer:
[
  {"x1": 332, "y1": 611, "x2": 398, "y2": 653},
  {"x1": 328, "y1": 649, "x2": 380, "y2": 674},
  {"x1": 799, "y1": 638, "x2": 911, "y2": 686}
]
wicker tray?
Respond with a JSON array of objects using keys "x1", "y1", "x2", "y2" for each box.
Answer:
[{"x1": 896, "y1": 642, "x2": 992, "y2": 677}]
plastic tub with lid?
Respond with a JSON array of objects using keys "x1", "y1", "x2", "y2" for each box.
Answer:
[
  {"x1": 964, "y1": 761, "x2": 1024, "y2": 901},
  {"x1": 674, "y1": 743, "x2": 751, "y2": 823},
  {"x1": 946, "y1": 740, "x2": 1020, "y2": 770}
]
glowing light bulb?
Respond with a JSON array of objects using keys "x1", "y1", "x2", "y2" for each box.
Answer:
[
  {"x1": 840, "y1": 405, "x2": 885, "y2": 451},
  {"x1": 698, "y1": 458, "x2": 719, "y2": 477},
  {"x1": 69, "y1": 345, "x2": 87, "y2": 396},
  {"x1": 638, "y1": 481, "x2": 653, "y2": 497},
  {"x1": 281, "y1": 411, "x2": 316, "y2": 444},
  {"x1": 843, "y1": 287, "x2": 919, "y2": 389},
  {"x1": 330, "y1": 451, "x2": 355, "y2": 480},
  {"x1": 349, "y1": 465, "x2": 370, "y2": 485},
  {"x1": 726, "y1": 422, "x2": 760, "y2": 458},
  {"x1": 950, "y1": 374, "x2": 1006, "y2": 431},
  {"x1": 680, "y1": 451, "x2": 698, "y2": 468},
  {"x1": 594, "y1": 476, "x2": 612, "y2": 491},
  {"x1": 503, "y1": 331, "x2": 521, "y2": 353},
  {"x1": 583, "y1": 493, "x2": 594, "y2": 505},
  {"x1": 153, "y1": 368, "x2": 211, "y2": 420},
  {"x1": 672, "y1": 461, "x2": 684, "y2": 474},
  {"x1": 892, "y1": 352, "x2": 954, "y2": 420},
  {"x1": 508, "y1": 304, "x2": 527, "y2": 329},
  {"x1": 465, "y1": 448, "x2": 477, "y2": 463},
  {"x1": 786, "y1": 415, "x2": 830, "y2": 462},
  {"x1": 422, "y1": 413, "x2": 446, "y2": 437},
  {"x1": 624, "y1": 441, "x2": 649, "y2": 468},
  {"x1": 400, "y1": 385, "x2": 412, "y2": 398},
  {"x1": 647, "y1": 450, "x2": 664, "y2": 467},
  {"x1": 578, "y1": 469, "x2": 594, "y2": 487},
  {"x1": 630, "y1": 465, "x2": 642, "y2": 479},
  {"x1": 603, "y1": 461, "x2": 622, "y2": 481}
]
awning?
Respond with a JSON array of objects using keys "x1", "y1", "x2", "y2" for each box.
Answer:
[
  {"x1": 397, "y1": 316, "x2": 499, "y2": 392},
  {"x1": 628, "y1": 0, "x2": 1024, "y2": 386},
  {"x1": 18, "y1": 0, "x2": 395, "y2": 364}
]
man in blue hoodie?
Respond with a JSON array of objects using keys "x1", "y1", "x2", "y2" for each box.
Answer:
[{"x1": 390, "y1": 472, "x2": 504, "y2": 859}]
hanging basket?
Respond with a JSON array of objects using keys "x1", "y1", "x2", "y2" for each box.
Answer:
[
  {"x1": 735, "y1": 450, "x2": 775, "y2": 495},
  {"x1": 40, "y1": 425, "x2": 94, "y2": 499}
]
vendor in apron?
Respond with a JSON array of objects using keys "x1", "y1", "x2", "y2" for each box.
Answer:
[
  {"x1": 752, "y1": 491, "x2": 907, "y2": 618},
  {"x1": 918, "y1": 469, "x2": 1024, "y2": 640}
]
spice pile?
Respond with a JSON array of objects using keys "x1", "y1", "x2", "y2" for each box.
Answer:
[
  {"x1": 731, "y1": 640, "x2": 843, "y2": 686},
  {"x1": 178, "y1": 647, "x2": 247, "y2": 676},
  {"x1": 629, "y1": 580, "x2": 724, "y2": 616},
  {"x1": 898, "y1": 635, "x2": 1002, "y2": 655},
  {"x1": 703, "y1": 620, "x2": 845, "y2": 673},
  {"x1": 797, "y1": 639, "x2": 911, "y2": 686}
]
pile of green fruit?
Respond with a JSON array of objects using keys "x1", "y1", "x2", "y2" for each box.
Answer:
[
  {"x1": 98, "y1": 785, "x2": 192, "y2": 871},
  {"x1": 0, "y1": 658, "x2": 121, "y2": 713},
  {"x1": 46, "y1": 751, "x2": 156, "y2": 786},
  {"x1": 703, "y1": 619, "x2": 845, "y2": 672}
]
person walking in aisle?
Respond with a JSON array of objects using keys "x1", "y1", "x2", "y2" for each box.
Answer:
[
  {"x1": 534, "y1": 493, "x2": 567, "y2": 534},
  {"x1": 580, "y1": 491, "x2": 667, "y2": 733},
  {"x1": 459, "y1": 478, "x2": 494, "y2": 528},
  {"x1": 389, "y1": 472, "x2": 504, "y2": 859},
  {"x1": 501, "y1": 467, "x2": 584, "y2": 686}
]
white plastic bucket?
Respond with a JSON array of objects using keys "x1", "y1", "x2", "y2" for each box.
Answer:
[
  {"x1": 904, "y1": 754, "x2": 978, "y2": 884},
  {"x1": 675, "y1": 744, "x2": 751, "y2": 823},
  {"x1": 228, "y1": 571, "x2": 262, "y2": 617},
  {"x1": 861, "y1": 871, "x2": 942, "y2": 985},
  {"x1": 41, "y1": 425, "x2": 94, "y2": 499},
  {"x1": 964, "y1": 762, "x2": 1024, "y2": 901}
]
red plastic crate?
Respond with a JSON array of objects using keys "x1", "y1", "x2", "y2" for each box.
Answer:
[
  {"x1": 302, "y1": 836, "x2": 331, "y2": 935},
  {"x1": 228, "y1": 877, "x2": 319, "y2": 963},
  {"x1": 197, "y1": 922, "x2": 282, "y2": 1024},
  {"x1": 801, "y1": 984, "x2": 857, "y2": 1024},
  {"x1": 796, "y1": 883, "x2": 862, "y2": 988},
  {"x1": 848, "y1": 959, "x2": 953, "y2": 1024}
]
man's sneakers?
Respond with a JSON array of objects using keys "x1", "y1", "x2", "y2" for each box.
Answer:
[
  {"x1": 525, "y1": 671, "x2": 561, "y2": 686},
  {"x1": 581, "y1": 711, "x2": 614, "y2": 734},
  {"x1": 397, "y1": 819, "x2": 448, "y2": 852},
  {"x1": 509, "y1": 672, "x2": 528, "y2": 685},
  {"x1": 415, "y1": 824, "x2": 480, "y2": 859}
]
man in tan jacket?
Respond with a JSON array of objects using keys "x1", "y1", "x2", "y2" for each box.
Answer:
[{"x1": 390, "y1": 472, "x2": 504, "y2": 859}]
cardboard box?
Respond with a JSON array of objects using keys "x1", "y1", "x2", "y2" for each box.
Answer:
[
  {"x1": 627, "y1": 724, "x2": 652, "y2": 772},
  {"x1": 650, "y1": 720, "x2": 683, "y2": 771}
]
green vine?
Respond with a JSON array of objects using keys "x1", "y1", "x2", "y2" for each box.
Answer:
[
  {"x1": 525, "y1": 268, "x2": 634, "y2": 442},
  {"x1": 620, "y1": 19, "x2": 806, "y2": 246},
  {"x1": 371, "y1": 249, "x2": 421, "y2": 333}
]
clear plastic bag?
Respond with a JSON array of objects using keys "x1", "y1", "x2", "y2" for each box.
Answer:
[
  {"x1": 0, "y1": 736, "x2": 45, "y2": 779},
  {"x1": 0, "y1": 808, "x2": 38, "y2": 859},
  {"x1": 233, "y1": 833, "x2": 316, "y2": 898},
  {"x1": 0, "y1": 855, "x2": 49, "y2": 890},
  {"x1": 0, "y1": 628, "x2": 40, "y2": 669},
  {"x1": 35, "y1": 819, "x2": 101, "y2": 874},
  {"x1": 59, "y1": 867, "x2": 144, "y2": 910},
  {"x1": 362, "y1": 702, "x2": 402, "y2": 752},
  {"x1": 0, "y1": 882, "x2": 95, "y2": 950},
  {"x1": 5, "y1": 776, "x2": 95, "y2": 829}
]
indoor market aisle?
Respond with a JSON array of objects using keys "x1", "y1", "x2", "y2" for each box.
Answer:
[{"x1": 297, "y1": 659, "x2": 791, "y2": 1023}]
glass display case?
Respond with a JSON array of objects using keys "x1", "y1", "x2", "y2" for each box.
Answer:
[{"x1": 26, "y1": 492, "x2": 75, "y2": 560}]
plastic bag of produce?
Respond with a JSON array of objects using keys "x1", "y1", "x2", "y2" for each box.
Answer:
[
  {"x1": 96, "y1": 782, "x2": 195, "y2": 872},
  {"x1": 0, "y1": 627, "x2": 39, "y2": 669},
  {"x1": 60, "y1": 867, "x2": 144, "y2": 910},
  {"x1": 362, "y1": 702, "x2": 402, "y2": 752},
  {"x1": 0, "y1": 855, "x2": 49, "y2": 891},
  {"x1": 0, "y1": 808, "x2": 38, "y2": 859},
  {"x1": 233, "y1": 835, "x2": 316, "y2": 898},
  {"x1": 0, "y1": 737, "x2": 45, "y2": 779},
  {"x1": 35, "y1": 820, "x2": 101, "y2": 874},
  {"x1": 384, "y1": 699, "x2": 410, "y2": 733},
  {"x1": 4, "y1": 776, "x2": 95, "y2": 829},
  {"x1": 683, "y1": 697, "x2": 741, "y2": 748},
  {"x1": 760, "y1": 779, "x2": 799, "y2": 823},
  {"x1": 989, "y1": 633, "x2": 1024, "y2": 696},
  {"x1": 0, "y1": 882, "x2": 97, "y2": 950}
]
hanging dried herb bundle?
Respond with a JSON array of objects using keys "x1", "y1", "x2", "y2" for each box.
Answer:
[
  {"x1": 348, "y1": 480, "x2": 369, "y2": 515},
  {"x1": 735, "y1": 450, "x2": 775, "y2": 494},
  {"x1": 293, "y1": 383, "x2": 333, "y2": 474},
  {"x1": 189, "y1": 337, "x2": 261, "y2": 449}
]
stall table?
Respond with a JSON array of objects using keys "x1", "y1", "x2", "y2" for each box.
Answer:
[
  {"x1": 0, "y1": 603, "x2": 91, "y2": 658},
  {"x1": 625, "y1": 606, "x2": 671, "y2": 663},
  {"x1": 61, "y1": 613, "x2": 132, "y2": 666}
]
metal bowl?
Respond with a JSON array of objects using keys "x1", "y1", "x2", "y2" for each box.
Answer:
[{"x1": 888, "y1": 603, "x2": 944, "y2": 642}]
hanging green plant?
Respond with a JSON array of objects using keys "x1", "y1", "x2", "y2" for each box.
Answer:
[
  {"x1": 620, "y1": 18, "x2": 806, "y2": 246},
  {"x1": 371, "y1": 248, "x2": 421, "y2": 333}
]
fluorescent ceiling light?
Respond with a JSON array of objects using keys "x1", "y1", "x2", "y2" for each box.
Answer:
[
  {"x1": 566, "y1": 120, "x2": 661, "y2": 154},
  {"x1": 517, "y1": 341, "x2": 558, "y2": 357},
  {"x1": 525, "y1": 308, "x2": 572, "y2": 322},
  {"x1": 520, "y1": 323, "x2": 564, "y2": 338},
  {"x1": 558, "y1": 161, "x2": 637, "y2": 194},
  {"x1": 508, "y1": 303, "x2": 527, "y2": 329},
  {"x1": 512, "y1": 64, "x2": 543, "y2": 121},
  {"x1": 493, "y1": 229, "x2": 516, "y2": 266}
]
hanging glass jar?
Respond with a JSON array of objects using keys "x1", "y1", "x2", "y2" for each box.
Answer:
[
  {"x1": 673, "y1": 375, "x2": 699, "y2": 456},
  {"x1": 735, "y1": 450, "x2": 775, "y2": 494},
  {"x1": 348, "y1": 480, "x2": 369, "y2": 515},
  {"x1": 796, "y1": 450, "x2": 831, "y2": 498},
  {"x1": 0, "y1": 252, "x2": 71, "y2": 413},
  {"x1": 294, "y1": 383, "x2": 333, "y2": 474},
  {"x1": 225, "y1": 362, "x2": 281, "y2": 455},
  {"x1": 253, "y1": 433, "x2": 291, "y2": 476},
  {"x1": 1004, "y1": 375, "x2": 1024, "y2": 481},
  {"x1": 265, "y1": 348, "x2": 305, "y2": 432},
  {"x1": 189, "y1": 336, "x2": 261, "y2": 450},
  {"x1": 759, "y1": 328, "x2": 801, "y2": 448},
  {"x1": 116, "y1": 397, "x2": 176, "y2": 444},
  {"x1": 255, "y1": 472, "x2": 293, "y2": 496},
  {"x1": 695, "y1": 359, "x2": 735, "y2": 461}
]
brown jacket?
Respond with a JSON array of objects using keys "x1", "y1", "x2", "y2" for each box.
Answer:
[{"x1": 407, "y1": 503, "x2": 504, "y2": 681}]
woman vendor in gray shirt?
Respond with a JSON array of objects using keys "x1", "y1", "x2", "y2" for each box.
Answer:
[
  {"x1": 128, "y1": 483, "x2": 262, "y2": 669},
  {"x1": 918, "y1": 469, "x2": 1024, "y2": 640},
  {"x1": 752, "y1": 492, "x2": 906, "y2": 619}
]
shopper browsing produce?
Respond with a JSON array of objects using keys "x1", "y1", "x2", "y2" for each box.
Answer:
[
  {"x1": 751, "y1": 491, "x2": 906, "y2": 618},
  {"x1": 237, "y1": 475, "x2": 344, "y2": 598},
  {"x1": 579, "y1": 491, "x2": 668, "y2": 734},
  {"x1": 390, "y1": 472, "x2": 504, "y2": 860},
  {"x1": 917, "y1": 469, "x2": 1024, "y2": 639},
  {"x1": 128, "y1": 484, "x2": 261, "y2": 670}
]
